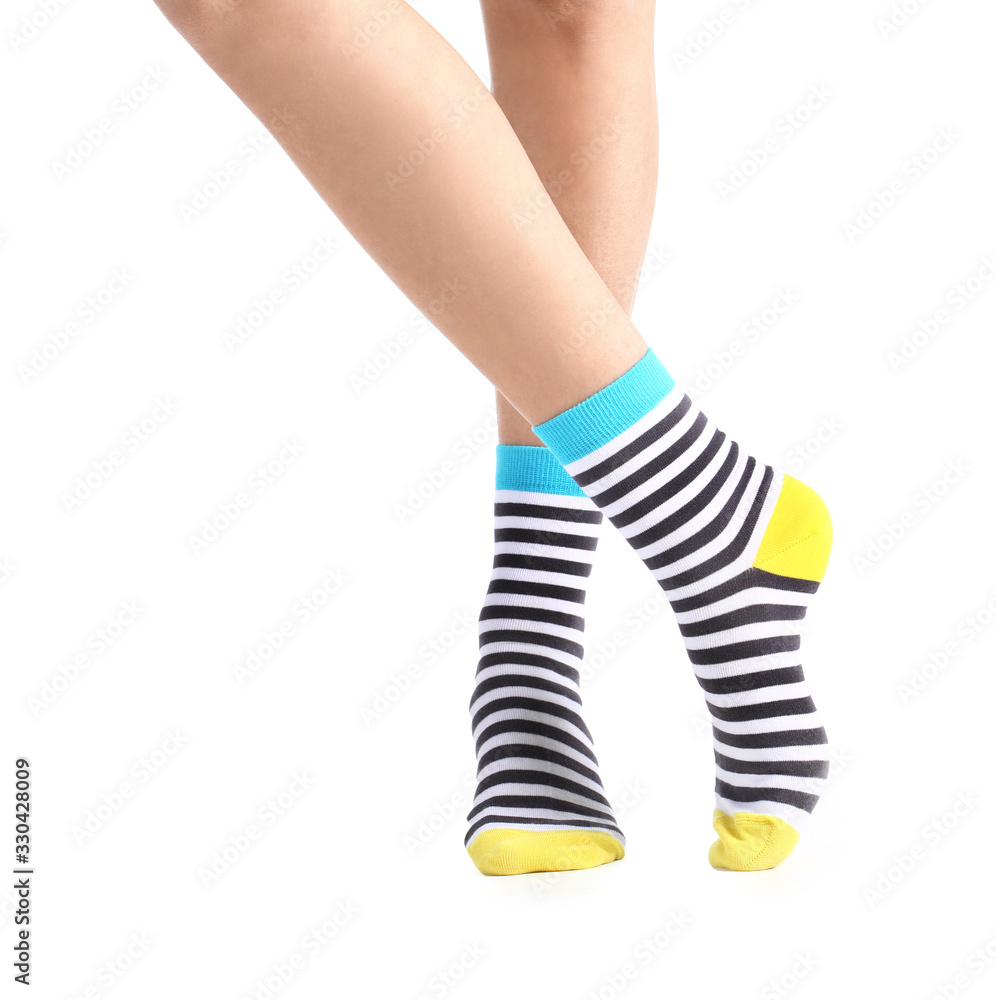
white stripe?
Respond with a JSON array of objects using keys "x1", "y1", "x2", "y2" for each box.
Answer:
[{"x1": 711, "y1": 712, "x2": 821, "y2": 736}]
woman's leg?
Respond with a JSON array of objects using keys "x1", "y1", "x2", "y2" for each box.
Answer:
[
  {"x1": 153, "y1": 0, "x2": 832, "y2": 873},
  {"x1": 153, "y1": 0, "x2": 646, "y2": 422},
  {"x1": 481, "y1": 0, "x2": 659, "y2": 446},
  {"x1": 464, "y1": 0, "x2": 661, "y2": 875}
]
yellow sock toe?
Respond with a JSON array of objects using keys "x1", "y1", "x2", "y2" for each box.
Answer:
[
  {"x1": 708, "y1": 809, "x2": 800, "y2": 871},
  {"x1": 467, "y1": 828, "x2": 625, "y2": 876}
]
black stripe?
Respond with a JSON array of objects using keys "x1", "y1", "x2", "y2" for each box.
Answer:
[
  {"x1": 466, "y1": 794, "x2": 615, "y2": 823},
  {"x1": 487, "y1": 578, "x2": 586, "y2": 605},
  {"x1": 470, "y1": 672, "x2": 582, "y2": 706},
  {"x1": 572, "y1": 394, "x2": 692, "y2": 488},
  {"x1": 479, "y1": 604, "x2": 585, "y2": 632},
  {"x1": 476, "y1": 651, "x2": 579, "y2": 684},
  {"x1": 644, "y1": 456, "x2": 756, "y2": 571},
  {"x1": 590, "y1": 411, "x2": 709, "y2": 508},
  {"x1": 706, "y1": 696, "x2": 816, "y2": 723},
  {"x1": 495, "y1": 527, "x2": 598, "y2": 551},
  {"x1": 495, "y1": 501, "x2": 602, "y2": 525},
  {"x1": 714, "y1": 751, "x2": 830, "y2": 779},
  {"x1": 696, "y1": 665, "x2": 806, "y2": 695},
  {"x1": 477, "y1": 744, "x2": 602, "y2": 785},
  {"x1": 472, "y1": 769, "x2": 611, "y2": 807},
  {"x1": 751, "y1": 567, "x2": 821, "y2": 594},
  {"x1": 678, "y1": 604, "x2": 806, "y2": 638},
  {"x1": 478, "y1": 628, "x2": 584, "y2": 660},
  {"x1": 465, "y1": 813, "x2": 623, "y2": 844},
  {"x1": 618, "y1": 432, "x2": 733, "y2": 538},
  {"x1": 493, "y1": 553, "x2": 592, "y2": 578},
  {"x1": 687, "y1": 633, "x2": 800, "y2": 666},
  {"x1": 475, "y1": 718, "x2": 598, "y2": 760},
  {"x1": 715, "y1": 778, "x2": 819, "y2": 813},
  {"x1": 713, "y1": 725, "x2": 828, "y2": 749}
]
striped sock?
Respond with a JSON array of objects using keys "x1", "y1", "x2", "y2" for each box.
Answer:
[
  {"x1": 534, "y1": 349, "x2": 832, "y2": 871},
  {"x1": 465, "y1": 444, "x2": 625, "y2": 876}
]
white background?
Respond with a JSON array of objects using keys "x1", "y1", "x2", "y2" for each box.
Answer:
[{"x1": 3, "y1": 0, "x2": 995, "y2": 997}]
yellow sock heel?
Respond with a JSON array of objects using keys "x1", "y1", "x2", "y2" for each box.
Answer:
[
  {"x1": 708, "y1": 809, "x2": 800, "y2": 871},
  {"x1": 753, "y1": 474, "x2": 833, "y2": 583},
  {"x1": 466, "y1": 828, "x2": 625, "y2": 876}
]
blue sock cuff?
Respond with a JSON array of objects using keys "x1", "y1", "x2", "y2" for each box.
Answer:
[
  {"x1": 495, "y1": 444, "x2": 587, "y2": 497},
  {"x1": 532, "y1": 348, "x2": 676, "y2": 465}
]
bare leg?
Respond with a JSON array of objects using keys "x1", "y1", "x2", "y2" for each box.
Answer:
[
  {"x1": 479, "y1": 0, "x2": 659, "y2": 445},
  {"x1": 152, "y1": 0, "x2": 647, "y2": 424},
  {"x1": 153, "y1": 0, "x2": 833, "y2": 876}
]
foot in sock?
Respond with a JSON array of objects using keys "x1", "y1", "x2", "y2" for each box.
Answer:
[
  {"x1": 465, "y1": 444, "x2": 625, "y2": 876},
  {"x1": 534, "y1": 348, "x2": 832, "y2": 871}
]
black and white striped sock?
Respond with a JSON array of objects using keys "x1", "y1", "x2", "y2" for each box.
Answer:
[
  {"x1": 464, "y1": 445, "x2": 625, "y2": 876},
  {"x1": 534, "y1": 348, "x2": 833, "y2": 871}
]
